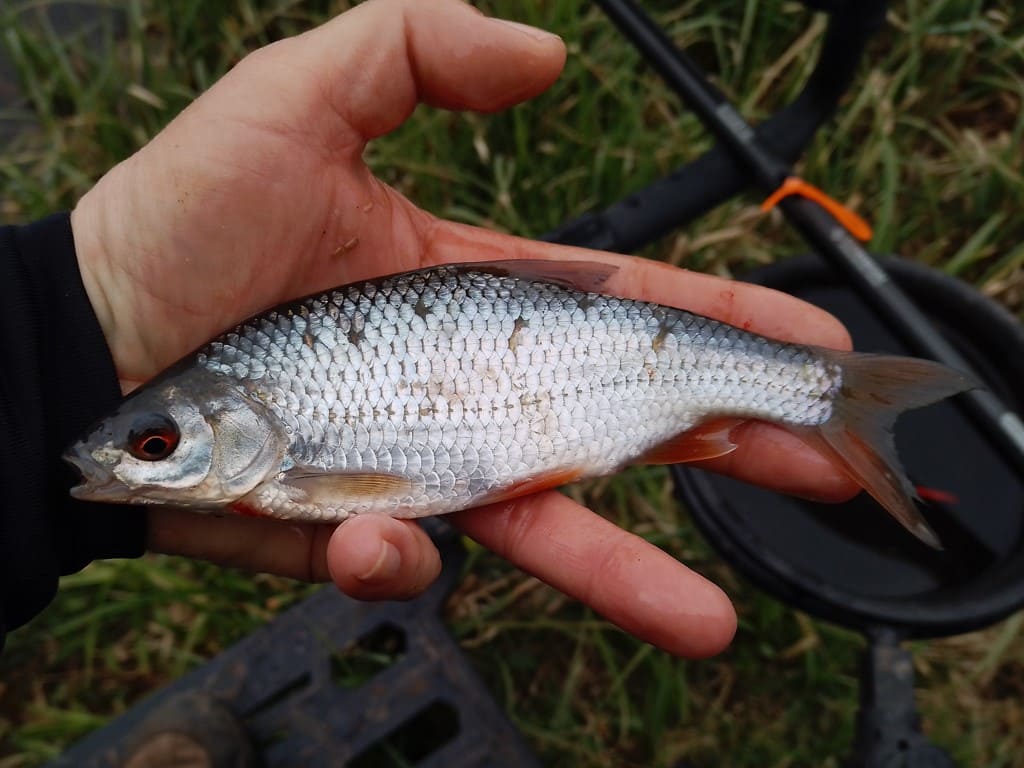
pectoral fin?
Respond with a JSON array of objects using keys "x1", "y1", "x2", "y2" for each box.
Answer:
[{"x1": 281, "y1": 470, "x2": 416, "y2": 504}]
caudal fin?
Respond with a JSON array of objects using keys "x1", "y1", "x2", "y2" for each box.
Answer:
[{"x1": 804, "y1": 352, "x2": 977, "y2": 549}]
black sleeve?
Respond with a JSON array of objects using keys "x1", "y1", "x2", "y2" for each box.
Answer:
[{"x1": 0, "y1": 212, "x2": 146, "y2": 650}]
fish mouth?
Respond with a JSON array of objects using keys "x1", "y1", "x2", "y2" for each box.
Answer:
[{"x1": 64, "y1": 445, "x2": 129, "y2": 502}]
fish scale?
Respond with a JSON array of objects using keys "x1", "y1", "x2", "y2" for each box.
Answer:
[{"x1": 193, "y1": 265, "x2": 839, "y2": 519}]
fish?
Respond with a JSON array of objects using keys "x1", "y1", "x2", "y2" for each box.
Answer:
[{"x1": 65, "y1": 260, "x2": 975, "y2": 548}]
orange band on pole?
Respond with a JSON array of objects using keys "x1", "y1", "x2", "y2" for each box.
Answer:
[{"x1": 761, "y1": 176, "x2": 873, "y2": 242}]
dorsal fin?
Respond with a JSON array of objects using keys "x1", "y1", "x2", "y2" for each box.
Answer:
[{"x1": 457, "y1": 259, "x2": 618, "y2": 293}]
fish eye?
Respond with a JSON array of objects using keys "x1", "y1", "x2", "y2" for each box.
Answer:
[{"x1": 127, "y1": 414, "x2": 180, "y2": 461}]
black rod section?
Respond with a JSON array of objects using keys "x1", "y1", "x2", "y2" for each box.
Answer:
[
  {"x1": 848, "y1": 629, "x2": 957, "y2": 766},
  {"x1": 594, "y1": 0, "x2": 789, "y2": 191},
  {"x1": 594, "y1": 0, "x2": 1024, "y2": 476}
]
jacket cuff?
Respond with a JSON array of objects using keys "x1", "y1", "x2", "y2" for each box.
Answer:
[{"x1": 1, "y1": 212, "x2": 145, "y2": 637}]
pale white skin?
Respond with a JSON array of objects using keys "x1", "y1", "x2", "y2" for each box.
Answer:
[{"x1": 69, "y1": 0, "x2": 856, "y2": 658}]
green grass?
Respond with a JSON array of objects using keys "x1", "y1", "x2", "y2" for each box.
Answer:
[{"x1": 2, "y1": 1, "x2": 1023, "y2": 766}]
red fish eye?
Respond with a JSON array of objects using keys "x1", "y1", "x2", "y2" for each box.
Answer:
[{"x1": 127, "y1": 415, "x2": 180, "y2": 461}]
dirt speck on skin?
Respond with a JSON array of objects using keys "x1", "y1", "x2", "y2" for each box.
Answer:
[{"x1": 331, "y1": 237, "x2": 360, "y2": 259}]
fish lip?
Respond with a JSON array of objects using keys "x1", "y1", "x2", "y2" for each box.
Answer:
[
  {"x1": 64, "y1": 444, "x2": 126, "y2": 502},
  {"x1": 67, "y1": 477, "x2": 123, "y2": 501}
]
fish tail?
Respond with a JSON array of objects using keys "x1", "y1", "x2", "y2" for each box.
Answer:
[{"x1": 803, "y1": 351, "x2": 978, "y2": 549}]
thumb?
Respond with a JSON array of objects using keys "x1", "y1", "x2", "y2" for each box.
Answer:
[{"x1": 241, "y1": 0, "x2": 566, "y2": 146}]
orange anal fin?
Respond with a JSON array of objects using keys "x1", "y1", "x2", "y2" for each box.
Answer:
[
  {"x1": 761, "y1": 176, "x2": 873, "y2": 242},
  {"x1": 635, "y1": 419, "x2": 742, "y2": 466},
  {"x1": 478, "y1": 467, "x2": 586, "y2": 506}
]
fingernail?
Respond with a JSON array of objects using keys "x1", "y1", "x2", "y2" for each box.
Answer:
[
  {"x1": 357, "y1": 540, "x2": 401, "y2": 582},
  {"x1": 492, "y1": 19, "x2": 562, "y2": 43}
]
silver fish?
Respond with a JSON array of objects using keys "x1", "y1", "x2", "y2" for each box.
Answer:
[{"x1": 66, "y1": 260, "x2": 973, "y2": 547}]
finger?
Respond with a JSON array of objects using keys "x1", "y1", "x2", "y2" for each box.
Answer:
[
  {"x1": 147, "y1": 508, "x2": 334, "y2": 582},
  {"x1": 258, "y1": 0, "x2": 565, "y2": 146},
  {"x1": 451, "y1": 492, "x2": 737, "y2": 658},
  {"x1": 327, "y1": 515, "x2": 442, "y2": 601}
]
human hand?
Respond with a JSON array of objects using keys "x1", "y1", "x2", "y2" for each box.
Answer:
[{"x1": 71, "y1": 0, "x2": 855, "y2": 658}]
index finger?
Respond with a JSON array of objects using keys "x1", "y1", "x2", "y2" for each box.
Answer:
[
  {"x1": 423, "y1": 221, "x2": 852, "y2": 350},
  {"x1": 450, "y1": 492, "x2": 737, "y2": 659}
]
